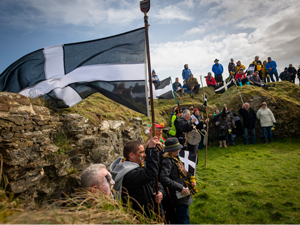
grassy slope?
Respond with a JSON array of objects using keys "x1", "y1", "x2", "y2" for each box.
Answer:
[
  {"x1": 53, "y1": 81, "x2": 300, "y2": 127},
  {"x1": 191, "y1": 138, "x2": 300, "y2": 224}
]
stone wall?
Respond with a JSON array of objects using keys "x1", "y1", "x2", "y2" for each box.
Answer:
[{"x1": 0, "y1": 93, "x2": 147, "y2": 207}]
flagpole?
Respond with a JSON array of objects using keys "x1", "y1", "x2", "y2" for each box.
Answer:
[
  {"x1": 200, "y1": 75, "x2": 208, "y2": 167},
  {"x1": 140, "y1": 0, "x2": 160, "y2": 217}
]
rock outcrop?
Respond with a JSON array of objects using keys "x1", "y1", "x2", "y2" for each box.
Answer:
[{"x1": 0, "y1": 93, "x2": 146, "y2": 207}]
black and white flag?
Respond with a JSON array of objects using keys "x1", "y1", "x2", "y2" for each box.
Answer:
[
  {"x1": 148, "y1": 77, "x2": 174, "y2": 99},
  {"x1": 215, "y1": 76, "x2": 235, "y2": 94},
  {"x1": 202, "y1": 94, "x2": 207, "y2": 107},
  {"x1": 0, "y1": 28, "x2": 149, "y2": 115},
  {"x1": 179, "y1": 150, "x2": 197, "y2": 176}
]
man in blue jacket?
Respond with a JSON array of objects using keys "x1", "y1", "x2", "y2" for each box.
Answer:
[
  {"x1": 182, "y1": 64, "x2": 192, "y2": 81},
  {"x1": 266, "y1": 57, "x2": 279, "y2": 82},
  {"x1": 212, "y1": 59, "x2": 224, "y2": 85}
]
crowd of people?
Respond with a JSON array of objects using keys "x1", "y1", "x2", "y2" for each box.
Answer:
[{"x1": 150, "y1": 57, "x2": 300, "y2": 99}]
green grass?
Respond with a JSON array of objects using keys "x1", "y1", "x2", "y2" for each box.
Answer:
[{"x1": 191, "y1": 138, "x2": 300, "y2": 224}]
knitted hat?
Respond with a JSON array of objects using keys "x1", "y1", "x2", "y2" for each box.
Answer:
[{"x1": 193, "y1": 108, "x2": 199, "y2": 114}]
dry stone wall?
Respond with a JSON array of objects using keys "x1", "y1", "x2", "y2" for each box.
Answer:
[{"x1": 0, "y1": 93, "x2": 147, "y2": 207}]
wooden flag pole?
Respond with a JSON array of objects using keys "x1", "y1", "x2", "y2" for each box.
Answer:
[
  {"x1": 140, "y1": 0, "x2": 160, "y2": 216},
  {"x1": 200, "y1": 75, "x2": 209, "y2": 167}
]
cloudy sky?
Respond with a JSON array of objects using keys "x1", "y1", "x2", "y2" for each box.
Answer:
[{"x1": 1, "y1": 0, "x2": 300, "y2": 85}]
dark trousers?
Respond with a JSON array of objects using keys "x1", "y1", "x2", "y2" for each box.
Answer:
[
  {"x1": 244, "y1": 128, "x2": 256, "y2": 144},
  {"x1": 262, "y1": 126, "x2": 273, "y2": 139},
  {"x1": 263, "y1": 76, "x2": 270, "y2": 83},
  {"x1": 290, "y1": 75, "x2": 295, "y2": 83},
  {"x1": 268, "y1": 71, "x2": 279, "y2": 82},
  {"x1": 226, "y1": 131, "x2": 235, "y2": 144},
  {"x1": 189, "y1": 84, "x2": 200, "y2": 94},
  {"x1": 237, "y1": 77, "x2": 249, "y2": 85},
  {"x1": 258, "y1": 70, "x2": 263, "y2": 80},
  {"x1": 208, "y1": 84, "x2": 217, "y2": 89},
  {"x1": 176, "y1": 204, "x2": 190, "y2": 224}
]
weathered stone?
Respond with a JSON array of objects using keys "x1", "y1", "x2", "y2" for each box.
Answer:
[
  {"x1": 11, "y1": 125, "x2": 34, "y2": 132},
  {"x1": 99, "y1": 120, "x2": 110, "y2": 132},
  {"x1": 12, "y1": 141, "x2": 33, "y2": 149},
  {"x1": 108, "y1": 120, "x2": 125, "y2": 132},
  {"x1": 10, "y1": 105, "x2": 36, "y2": 115},
  {"x1": 32, "y1": 105, "x2": 50, "y2": 116}
]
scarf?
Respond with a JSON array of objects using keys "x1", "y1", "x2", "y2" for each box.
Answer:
[{"x1": 171, "y1": 155, "x2": 198, "y2": 196}]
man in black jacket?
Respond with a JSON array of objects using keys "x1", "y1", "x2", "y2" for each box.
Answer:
[
  {"x1": 288, "y1": 64, "x2": 297, "y2": 83},
  {"x1": 110, "y1": 136, "x2": 165, "y2": 217},
  {"x1": 175, "y1": 109, "x2": 197, "y2": 154},
  {"x1": 239, "y1": 102, "x2": 256, "y2": 145}
]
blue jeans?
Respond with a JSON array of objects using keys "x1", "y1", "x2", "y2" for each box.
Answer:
[
  {"x1": 268, "y1": 71, "x2": 279, "y2": 82},
  {"x1": 176, "y1": 204, "x2": 190, "y2": 224},
  {"x1": 262, "y1": 126, "x2": 273, "y2": 139},
  {"x1": 244, "y1": 128, "x2": 256, "y2": 144},
  {"x1": 226, "y1": 131, "x2": 235, "y2": 144}
]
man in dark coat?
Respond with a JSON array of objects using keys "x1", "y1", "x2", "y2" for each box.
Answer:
[
  {"x1": 175, "y1": 109, "x2": 197, "y2": 154},
  {"x1": 110, "y1": 137, "x2": 165, "y2": 217},
  {"x1": 287, "y1": 64, "x2": 297, "y2": 83},
  {"x1": 239, "y1": 102, "x2": 256, "y2": 145}
]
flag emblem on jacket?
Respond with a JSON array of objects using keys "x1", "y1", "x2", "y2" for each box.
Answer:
[
  {"x1": 0, "y1": 28, "x2": 149, "y2": 115},
  {"x1": 179, "y1": 150, "x2": 197, "y2": 176}
]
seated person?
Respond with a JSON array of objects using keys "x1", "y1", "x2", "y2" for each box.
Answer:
[
  {"x1": 81, "y1": 164, "x2": 115, "y2": 198},
  {"x1": 279, "y1": 67, "x2": 291, "y2": 81},
  {"x1": 206, "y1": 72, "x2": 217, "y2": 88},
  {"x1": 182, "y1": 80, "x2": 189, "y2": 94},
  {"x1": 173, "y1": 77, "x2": 184, "y2": 97},
  {"x1": 249, "y1": 71, "x2": 275, "y2": 89},
  {"x1": 235, "y1": 68, "x2": 250, "y2": 86},
  {"x1": 187, "y1": 74, "x2": 200, "y2": 97},
  {"x1": 151, "y1": 69, "x2": 160, "y2": 83}
]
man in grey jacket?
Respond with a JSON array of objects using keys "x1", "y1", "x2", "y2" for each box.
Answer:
[{"x1": 110, "y1": 136, "x2": 165, "y2": 217}]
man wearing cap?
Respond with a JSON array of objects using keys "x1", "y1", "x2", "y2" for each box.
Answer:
[
  {"x1": 110, "y1": 136, "x2": 165, "y2": 217},
  {"x1": 279, "y1": 67, "x2": 291, "y2": 81},
  {"x1": 287, "y1": 64, "x2": 297, "y2": 83},
  {"x1": 173, "y1": 77, "x2": 184, "y2": 97},
  {"x1": 212, "y1": 59, "x2": 224, "y2": 85},
  {"x1": 238, "y1": 103, "x2": 256, "y2": 145},
  {"x1": 266, "y1": 57, "x2": 279, "y2": 82}
]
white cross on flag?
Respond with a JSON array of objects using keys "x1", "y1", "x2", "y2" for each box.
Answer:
[{"x1": 179, "y1": 150, "x2": 197, "y2": 176}]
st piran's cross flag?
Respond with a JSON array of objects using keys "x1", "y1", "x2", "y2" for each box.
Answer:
[
  {"x1": 0, "y1": 28, "x2": 149, "y2": 115},
  {"x1": 179, "y1": 149, "x2": 197, "y2": 176},
  {"x1": 215, "y1": 76, "x2": 235, "y2": 94},
  {"x1": 148, "y1": 77, "x2": 174, "y2": 99}
]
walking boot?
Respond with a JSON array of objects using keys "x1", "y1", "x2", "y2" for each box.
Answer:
[
  {"x1": 223, "y1": 140, "x2": 227, "y2": 148},
  {"x1": 265, "y1": 139, "x2": 268, "y2": 144},
  {"x1": 219, "y1": 141, "x2": 222, "y2": 147},
  {"x1": 239, "y1": 82, "x2": 243, "y2": 87},
  {"x1": 270, "y1": 138, "x2": 273, "y2": 142},
  {"x1": 246, "y1": 81, "x2": 250, "y2": 85}
]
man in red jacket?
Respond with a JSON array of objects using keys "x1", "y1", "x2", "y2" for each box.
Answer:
[{"x1": 206, "y1": 72, "x2": 217, "y2": 88}]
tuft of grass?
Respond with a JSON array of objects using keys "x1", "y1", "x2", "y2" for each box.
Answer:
[
  {"x1": 191, "y1": 138, "x2": 300, "y2": 224},
  {"x1": 53, "y1": 133, "x2": 73, "y2": 155}
]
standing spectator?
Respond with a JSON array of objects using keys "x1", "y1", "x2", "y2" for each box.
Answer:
[
  {"x1": 173, "y1": 77, "x2": 184, "y2": 97},
  {"x1": 212, "y1": 59, "x2": 224, "y2": 85},
  {"x1": 239, "y1": 103, "x2": 256, "y2": 145},
  {"x1": 298, "y1": 65, "x2": 300, "y2": 85},
  {"x1": 212, "y1": 107, "x2": 227, "y2": 148},
  {"x1": 182, "y1": 64, "x2": 192, "y2": 81},
  {"x1": 249, "y1": 71, "x2": 275, "y2": 89},
  {"x1": 160, "y1": 137, "x2": 196, "y2": 224},
  {"x1": 235, "y1": 68, "x2": 250, "y2": 86},
  {"x1": 151, "y1": 70, "x2": 160, "y2": 83},
  {"x1": 279, "y1": 67, "x2": 291, "y2": 81},
  {"x1": 223, "y1": 104, "x2": 236, "y2": 146},
  {"x1": 169, "y1": 108, "x2": 182, "y2": 137},
  {"x1": 252, "y1": 56, "x2": 263, "y2": 80},
  {"x1": 262, "y1": 60, "x2": 270, "y2": 83},
  {"x1": 206, "y1": 72, "x2": 217, "y2": 88},
  {"x1": 287, "y1": 64, "x2": 297, "y2": 83},
  {"x1": 236, "y1": 61, "x2": 245, "y2": 73},
  {"x1": 228, "y1": 58, "x2": 237, "y2": 78},
  {"x1": 256, "y1": 101, "x2": 276, "y2": 144},
  {"x1": 187, "y1": 74, "x2": 200, "y2": 98},
  {"x1": 266, "y1": 57, "x2": 279, "y2": 82},
  {"x1": 192, "y1": 108, "x2": 209, "y2": 150}
]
